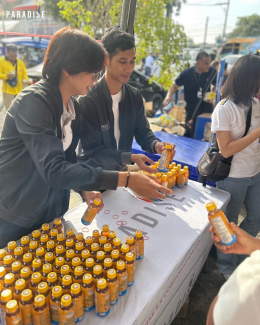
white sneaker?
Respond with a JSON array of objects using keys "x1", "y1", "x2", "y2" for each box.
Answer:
[{"x1": 223, "y1": 273, "x2": 231, "y2": 281}]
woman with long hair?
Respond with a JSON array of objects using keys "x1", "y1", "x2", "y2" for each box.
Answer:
[
  {"x1": 211, "y1": 54, "x2": 260, "y2": 279},
  {"x1": 0, "y1": 27, "x2": 172, "y2": 248}
]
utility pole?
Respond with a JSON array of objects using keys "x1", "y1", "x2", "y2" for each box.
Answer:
[
  {"x1": 127, "y1": 0, "x2": 137, "y2": 35},
  {"x1": 203, "y1": 17, "x2": 208, "y2": 50},
  {"x1": 120, "y1": 0, "x2": 137, "y2": 35},
  {"x1": 222, "y1": 0, "x2": 230, "y2": 43}
]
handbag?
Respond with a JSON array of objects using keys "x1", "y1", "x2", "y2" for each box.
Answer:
[
  {"x1": 197, "y1": 105, "x2": 252, "y2": 185},
  {"x1": 7, "y1": 61, "x2": 18, "y2": 87}
]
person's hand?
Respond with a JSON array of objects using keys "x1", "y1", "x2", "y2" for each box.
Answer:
[
  {"x1": 7, "y1": 73, "x2": 15, "y2": 80},
  {"x1": 163, "y1": 97, "x2": 171, "y2": 106},
  {"x1": 155, "y1": 142, "x2": 176, "y2": 160},
  {"x1": 23, "y1": 79, "x2": 32, "y2": 85},
  {"x1": 82, "y1": 191, "x2": 104, "y2": 213},
  {"x1": 128, "y1": 172, "x2": 173, "y2": 200},
  {"x1": 210, "y1": 222, "x2": 259, "y2": 256},
  {"x1": 131, "y1": 154, "x2": 158, "y2": 174}
]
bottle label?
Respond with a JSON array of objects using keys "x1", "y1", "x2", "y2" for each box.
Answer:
[
  {"x1": 50, "y1": 302, "x2": 59, "y2": 324},
  {"x1": 107, "y1": 280, "x2": 119, "y2": 305},
  {"x1": 129, "y1": 247, "x2": 136, "y2": 261},
  {"x1": 20, "y1": 304, "x2": 33, "y2": 325},
  {"x1": 135, "y1": 240, "x2": 144, "y2": 259},
  {"x1": 211, "y1": 216, "x2": 234, "y2": 245},
  {"x1": 158, "y1": 152, "x2": 169, "y2": 172},
  {"x1": 32, "y1": 306, "x2": 50, "y2": 325},
  {"x1": 0, "y1": 306, "x2": 6, "y2": 325},
  {"x1": 59, "y1": 308, "x2": 74, "y2": 325},
  {"x1": 82, "y1": 286, "x2": 95, "y2": 312},
  {"x1": 73, "y1": 295, "x2": 84, "y2": 323},
  {"x1": 117, "y1": 272, "x2": 127, "y2": 296},
  {"x1": 5, "y1": 313, "x2": 23, "y2": 325},
  {"x1": 126, "y1": 263, "x2": 135, "y2": 286},
  {"x1": 95, "y1": 291, "x2": 110, "y2": 317}
]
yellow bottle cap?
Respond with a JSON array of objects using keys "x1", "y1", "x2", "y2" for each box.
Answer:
[
  {"x1": 55, "y1": 257, "x2": 64, "y2": 267},
  {"x1": 107, "y1": 269, "x2": 116, "y2": 280},
  {"x1": 74, "y1": 266, "x2": 83, "y2": 276},
  {"x1": 7, "y1": 241, "x2": 16, "y2": 250},
  {"x1": 81, "y1": 250, "x2": 90, "y2": 259},
  {"x1": 104, "y1": 258, "x2": 112, "y2": 268},
  {"x1": 45, "y1": 252, "x2": 54, "y2": 262},
  {"x1": 205, "y1": 201, "x2": 217, "y2": 211},
  {"x1": 36, "y1": 247, "x2": 45, "y2": 257},
  {"x1": 162, "y1": 175, "x2": 168, "y2": 180},
  {"x1": 104, "y1": 243, "x2": 112, "y2": 252},
  {"x1": 151, "y1": 173, "x2": 156, "y2": 177},
  {"x1": 43, "y1": 264, "x2": 52, "y2": 274},
  {"x1": 14, "y1": 247, "x2": 23, "y2": 256},
  {"x1": 34, "y1": 295, "x2": 46, "y2": 307},
  {"x1": 171, "y1": 162, "x2": 176, "y2": 166},
  {"x1": 4, "y1": 255, "x2": 13, "y2": 264},
  {"x1": 50, "y1": 229, "x2": 58, "y2": 238},
  {"x1": 165, "y1": 144, "x2": 172, "y2": 149},
  {"x1": 93, "y1": 198, "x2": 101, "y2": 206},
  {"x1": 0, "y1": 249, "x2": 6, "y2": 259},
  {"x1": 97, "y1": 278, "x2": 107, "y2": 290},
  {"x1": 61, "y1": 265, "x2": 70, "y2": 275},
  {"x1": 99, "y1": 236, "x2": 107, "y2": 245},
  {"x1": 52, "y1": 286, "x2": 62, "y2": 298},
  {"x1": 47, "y1": 272, "x2": 57, "y2": 283},
  {"x1": 177, "y1": 164, "x2": 181, "y2": 168},
  {"x1": 116, "y1": 260, "x2": 126, "y2": 271},
  {"x1": 92, "y1": 230, "x2": 99, "y2": 238},
  {"x1": 57, "y1": 234, "x2": 65, "y2": 242},
  {"x1": 113, "y1": 238, "x2": 121, "y2": 247},
  {"x1": 83, "y1": 274, "x2": 93, "y2": 285},
  {"x1": 30, "y1": 241, "x2": 38, "y2": 250},
  {"x1": 121, "y1": 244, "x2": 129, "y2": 253},
  {"x1": 71, "y1": 283, "x2": 81, "y2": 295},
  {"x1": 72, "y1": 257, "x2": 81, "y2": 267},
  {"x1": 4, "y1": 273, "x2": 15, "y2": 284},
  {"x1": 32, "y1": 230, "x2": 41, "y2": 239},
  {"x1": 125, "y1": 252, "x2": 134, "y2": 262},
  {"x1": 42, "y1": 224, "x2": 49, "y2": 231},
  {"x1": 38, "y1": 282, "x2": 49, "y2": 294},
  {"x1": 75, "y1": 243, "x2": 84, "y2": 251},
  {"x1": 56, "y1": 245, "x2": 65, "y2": 255},
  {"x1": 76, "y1": 233, "x2": 84, "y2": 241},
  {"x1": 102, "y1": 224, "x2": 109, "y2": 232},
  {"x1": 21, "y1": 289, "x2": 32, "y2": 301},
  {"x1": 12, "y1": 261, "x2": 21, "y2": 272},
  {"x1": 61, "y1": 294, "x2": 72, "y2": 307},
  {"x1": 93, "y1": 265, "x2": 102, "y2": 275},
  {"x1": 62, "y1": 275, "x2": 72, "y2": 286},
  {"x1": 151, "y1": 165, "x2": 156, "y2": 169},
  {"x1": 108, "y1": 231, "x2": 116, "y2": 239},
  {"x1": 1, "y1": 289, "x2": 12, "y2": 302},
  {"x1": 47, "y1": 241, "x2": 55, "y2": 249},
  {"x1": 156, "y1": 173, "x2": 161, "y2": 177},
  {"x1": 167, "y1": 172, "x2": 173, "y2": 177},
  {"x1": 40, "y1": 235, "x2": 49, "y2": 243},
  {"x1": 66, "y1": 239, "x2": 74, "y2": 248},
  {"x1": 135, "y1": 230, "x2": 143, "y2": 238},
  {"x1": 31, "y1": 272, "x2": 41, "y2": 284},
  {"x1": 96, "y1": 251, "x2": 105, "y2": 260},
  {"x1": 172, "y1": 170, "x2": 176, "y2": 175},
  {"x1": 21, "y1": 267, "x2": 30, "y2": 278},
  {"x1": 67, "y1": 228, "x2": 74, "y2": 236},
  {"x1": 85, "y1": 258, "x2": 94, "y2": 268},
  {"x1": 91, "y1": 243, "x2": 99, "y2": 252},
  {"x1": 6, "y1": 300, "x2": 18, "y2": 314},
  {"x1": 54, "y1": 218, "x2": 61, "y2": 225},
  {"x1": 66, "y1": 249, "x2": 75, "y2": 259},
  {"x1": 85, "y1": 236, "x2": 93, "y2": 245},
  {"x1": 15, "y1": 279, "x2": 26, "y2": 291},
  {"x1": 23, "y1": 253, "x2": 32, "y2": 263},
  {"x1": 126, "y1": 236, "x2": 134, "y2": 245},
  {"x1": 180, "y1": 169, "x2": 185, "y2": 174},
  {"x1": 0, "y1": 266, "x2": 6, "y2": 277},
  {"x1": 111, "y1": 250, "x2": 119, "y2": 259},
  {"x1": 32, "y1": 259, "x2": 42, "y2": 269},
  {"x1": 184, "y1": 166, "x2": 189, "y2": 170}
]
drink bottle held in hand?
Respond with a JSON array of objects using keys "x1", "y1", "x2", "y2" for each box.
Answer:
[{"x1": 81, "y1": 198, "x2": 102, "y2": 226}]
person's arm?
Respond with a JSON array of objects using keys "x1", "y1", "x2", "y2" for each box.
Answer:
[
  {"x1": 20, "y1": 61, "x2": 31, "y2": 84},
  {"x1": 206, "y1": 296, "x2": 218, "y2": 325},
  {"x1": 0, "y1": 60, "x2": 10, "y2": 81},
  {"x1": 163, "y1": 71, "x2": 184, "y2": 106}
]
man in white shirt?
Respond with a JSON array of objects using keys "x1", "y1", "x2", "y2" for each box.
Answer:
[{"x1": 145, "y1": 53, "x2": 154, "y2": 77}]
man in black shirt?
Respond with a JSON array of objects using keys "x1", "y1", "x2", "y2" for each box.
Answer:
[{"x1": 163, "y1": 52, "x2": 216, "y2": 136}]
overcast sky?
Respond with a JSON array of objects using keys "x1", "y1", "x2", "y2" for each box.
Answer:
[{"x1": 173, "y1": 0, "x2": 260, "y2": 44}]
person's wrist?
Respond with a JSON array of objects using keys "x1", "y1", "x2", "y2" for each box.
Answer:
[
  {"x1": 248, "y1": 237, "x2": 260, "y2": 255},
  {"x1": 130, "y1": 154, "x2": 137, "y2": 163},
  {"x1": 118, "y1": 172, "x2": 128, "y2": 187}
]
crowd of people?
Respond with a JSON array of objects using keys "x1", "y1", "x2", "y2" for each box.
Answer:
[{"x1": 0, "y1": 25, "x2": 260, "y2": 325}]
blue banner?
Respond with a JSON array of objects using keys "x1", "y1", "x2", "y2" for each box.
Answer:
[{"x1": 216, "y1": 59, "x2": 225, "y2": 104}]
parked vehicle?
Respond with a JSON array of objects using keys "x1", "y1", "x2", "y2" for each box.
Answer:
[{"x1": 222, "y1": 54, "x2": 242, "y2": 73}]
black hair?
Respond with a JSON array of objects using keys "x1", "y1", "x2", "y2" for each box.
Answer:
[
  {"x1": 101, "y1": 26, "x2": 135, "y2": 58},
  {"x1": 225, "y1": 54, "x2": 260, "y2": 107},
  {"x1": 211, "y1": 61, "x2": 219, "y2": 68},
  {"x1": 42, "y1": 27, "x2": 106, "y2": 84},
  {"x1": 196, "y1": 52, "x2": 210, "y2": 61},
  {"x1": 6, "y1": 44, "x2": 17, "y2": 52},
  {"x1": 224, "y1": 62, "x2": 228, "y2": 70}
]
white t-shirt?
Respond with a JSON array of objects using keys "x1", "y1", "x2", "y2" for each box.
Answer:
[
  {"x1": 145, "y1": 55, "x2": 154, "y2": 68},
  {"x1": 211, "y1": 98, "x2": 260, "y2": 178},
  {"x1": 111, "y1": 90, "x2": 122, "y2": 149},
  {"x1": 60, "y1": 98, "x2": 76, "y2": 151},
  {"x1": 213, "y1": 249, "x2": 260, "y2": 325}
]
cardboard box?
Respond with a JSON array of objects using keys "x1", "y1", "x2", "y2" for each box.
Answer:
[
  {"x1": 168, "y1": 106, "x2": 186, "y2": 123},
  {"x1": 144, "y1": 101, "x2": 153, "y2": 112},
  {"x1": 176, "y1": 297, "x2": 189, "y2": 319}
]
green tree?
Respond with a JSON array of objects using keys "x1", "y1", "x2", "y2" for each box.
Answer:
[{"x1": 228, "y1": 14, "x2": 260, "y2": 39}]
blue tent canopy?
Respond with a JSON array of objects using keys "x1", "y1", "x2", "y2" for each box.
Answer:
[
  {"x1": 1, "y1": 36, "x2": 50, "y2": 49},
  {"x1": 247, "y1": 38, "x2": 260, "y2": 53}
]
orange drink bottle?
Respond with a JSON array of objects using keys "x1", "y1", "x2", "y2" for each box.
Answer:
[
  {"x1": 20, "y1": 237, "x2": 30, "y2": 254},
  {"x1": 107, "y1": 230, "x2": 116, "y2": 244},
  {"x1": 5, "y1": 300, "x2": 23, "y2": 325},
  {"x1": 177, "y1": 169, "x2": 185, "y2": 188},
  {"x1": 95, "y1": 252, "x2": 105, "y2": 268},
  {"x1": 70, "y1": 283, "x2": 84, "y2": 323},
  {"x1": 61, "y1": 275, "x2": 72, "y2": 295},
  {"x1": 177, "y1": 164, "x2": 182, "y2": 171},
  {"x1": 101, "y1": 225, "x2": 109, "y2": 238},
  {"x1": 11, "y1": 261, "x2": 21, "y2": 280},
  {"x1": 75, "y1": 232, "x2": 84, "y2": 245},
  {"x1": 111, "y1": 250, "x2": 120, "y2": 269},
  {"x1": 206, "y1": 202, "x2": 237, "y2": 246},
  {"x1": 65, "y1": 239, "x2": 75, "y2": 251},
  {"x1": 56, "y1": 234, "x2": 66, "y2": 247},
  {"x1": 42, "y1": 264, "x2": 52, "y2": 282},
  {"x1": 120, "y1": 244, "x2": 129, "y2": 261},
  {"x1": 116, "y1": 261, "x2": 127, "y2": 296},
  {"x1": 32, "y1": 295, "x2": 50, "y2": 325},
  {"x1": 13, "y1": 247, "x2": 23, "y2": 263},
  {"x1": 126, "y1": 236, "x2": 136, "y2": 261},
  {"x1": 73, "y1": 266, "x2": 84, "y2": 285},
  {"x1": 85, "y1": 258, "x2": 94, "y2": 276},
  {"x1": 92, "y1": 265, "x2": 103, "y2": 288},
  {"x1": 3, "y1": 273, "x2": 15, "y2": 294},
  {"x1": 92, "y1": 230, "x2": 100, "y2": 244},
  {"x1": 52, "y1": 218, "x2": 64, "y2": 234},
  {"x1": 29, "y1": 241, "x2": 38, "y2": 259},
  {"x1": 184, "y1": 166, "x2": 189, "y2": 185},
  {"x1": 103, "y1": 258, "x2": 113, "y2": 278},
  {"x1": 39, "y1": 235, "x2": 48, "y2": 250},
  {"x1": 7, "y1": 242, "x2": 16, "y2": 258},
  {"x1": 98, "y1": 236, "x2": 107, "y2": 251},
  {"x1": 46, "y1": 241, "x2": 55, "y2": 254},
  {"x1": 71, "y1": 257, "x2": 81, "y2": 273},
  {"x1": 13, "y1": 279, "x2": 26, "y2": 303},
  {"x1": 41, "y1": 224, "x2": 50, "y2": 236},
  {"x1": 60, "y1": 265, "x2": 71, "y2": 281},
  {"x1": 44, "y1": 252, "x2": 54, "y2": 267},
  {"x1": 112, "y1": 238, "x2": 121, "y2": 253},
  {"x1": 0, "y1": 250, "x2": 6, "y2": 267},
  {"x1": 35, "y1": 247, "x2": 45, "y2": 264},
  {"x1": 106, "y1": 269, "x2": 118, "y2": 306},
  {"x1": 49, "y1": 229, "x2": 58, "y2": 244},
  {"x1": 158, "y1": 144, "x2": 172, "y2": 172},
  {"x1": 49, "y1": 286, "x2": 62, "y2": 325},
  {"x1": 65, "y1": 250, "x2": 74, "y2": 268},
  {"x1": 19, "y1": 289, "x2": 34, "y2": 325},
  {"x1": 32, "y1": 259, "x2": 42, "y2": 274},
  {"x1": 20, "y1": 268, "x2": 31, "y2": 288},
  {"x1": 0, "y1": 289, "x2": 13, "y2": 325},
  {"x1": 59, "y1": 295, "x2": 75, "y2": 325},
  {"x1": 172, "y1": 170, "x2": 177, "y2": 188},
  {"x1": 47, "y1": 272, "x2": 59, "y2": 291},
  {"x1": 82, "y1": 274, "x2": 95, "y2": 312},
  {"x1": 54, "y1": 258, "x2": 64, "y2": 279},
  {"x1": 81, "y1": 250, "x2": 90, "y2": 264},
  {"x1": 173, "y1": 167, "x2": 179, "y2": 178},
  {"x1": 55, "y1": 245, "x2": 66, "y2": 259},
  {"x1": 22, "y1": 253, "x2": 33, "y2": 271},
  {"x1": 66, "y1": 229, "x2": 76, "y2": 242},
  {"x1": 84, "y1": 236, "x2": 93, "y2": 251},
  {"x1": 125, "y1": 252, "x2": 135, "y2": 287},
  {"x1": 75, "y1": 243, "x2": 84, "y2": 258},
  {"x1": 162, "y1": 175, "x2": 168, "y2": 188},
  {"x1": 135, "y1": 230, "x2": 144, "y2": 260},
  {"x1": 0, "y1": 266, "x2": 6, "y2": 291},
  {"x1": 3, "y1": 256, "x2": 13, "y2": 274},
  {"x1": 37, "y1": 282, "x2": 51, "y2": 305},
  {"x1": 81, "y1": 198, "x2": 101, "y2": 226},
  {"x1": 29, "y1": 273, "x2": 41, "y2": 297},
  {"x1": 103, "y1": 243, "x2": 112, "y2": 259},
  {"x1": 156, "y1": 173, "x2": 162, "y2": 184},
  {"x1": 32, "y1": 230, "x2": 41, "y2": 245},
  {"x1": 95, "y1": 279, "x2": 110, "y2": 317},
  {"x1": 167, "y1": 172, "x2": 173, "y2": 189},
  {"x1": 90, "y1": 243, "x2": 99, "y2": 259}
]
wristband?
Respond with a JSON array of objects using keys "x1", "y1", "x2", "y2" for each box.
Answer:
[{"x1": 125, "y1": 171, "x2": 130, "y2": 188}]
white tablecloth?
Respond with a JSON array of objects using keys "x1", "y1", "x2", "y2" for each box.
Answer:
[{"x1": 62, "y1": 180, "x2": 230, "y2": 325}]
